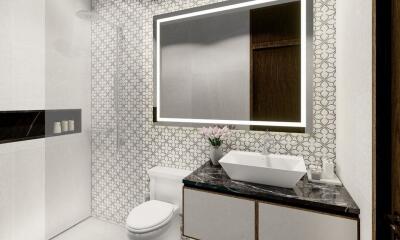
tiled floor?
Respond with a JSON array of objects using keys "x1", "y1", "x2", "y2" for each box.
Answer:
[{"x1": 51, "y1": 217, "x2": 129, "y2": 240}]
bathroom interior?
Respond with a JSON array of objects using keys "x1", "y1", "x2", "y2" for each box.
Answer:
[{"x1": 1, "y1": 0, "x2": 395, "y2": 239}]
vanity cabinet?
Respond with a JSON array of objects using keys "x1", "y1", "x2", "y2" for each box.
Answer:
[
  {"x1": 258, "y1": 202, "x2": 358, "y2": 240},
  {"x1": 183, "y1": 188, "x2": 256, "y2": 240},
  {"x1": 183, "y1": 187, "x2": 359, "y2": 240}
]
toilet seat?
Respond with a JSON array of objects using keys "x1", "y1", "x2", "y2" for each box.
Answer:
[{"x1": 126, "y1": 200, "x2": 177, "y2": 234}]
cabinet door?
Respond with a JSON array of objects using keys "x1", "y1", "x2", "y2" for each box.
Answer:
[
  {"x1": 258, "y1": 202, "x2": 358, "y2": 240},
  {"x1": 183, "y1": 188, "x2": 255, "y2": 240}
]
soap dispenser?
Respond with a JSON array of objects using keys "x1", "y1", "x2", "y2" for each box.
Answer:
[{"x1": 322, "y1": 153, "x2": 335, "y2": 179}]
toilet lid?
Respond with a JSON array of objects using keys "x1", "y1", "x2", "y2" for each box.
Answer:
[{"x1": 126, "y1": 200, "x2": 176, "y2": 233}]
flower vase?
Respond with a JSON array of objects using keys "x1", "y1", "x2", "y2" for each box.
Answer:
[{"x1": 210, "y1": 145, "x2": 223, "y2": 165}]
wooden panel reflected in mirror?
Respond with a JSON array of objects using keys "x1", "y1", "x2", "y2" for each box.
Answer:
[{"x1": 250, "y1": 2, "x2": 301, "y2": 130}]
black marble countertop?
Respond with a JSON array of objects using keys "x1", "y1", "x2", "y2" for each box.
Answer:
[{"x1": 183, "y1": 161, "x2": 360, "y2": 218}]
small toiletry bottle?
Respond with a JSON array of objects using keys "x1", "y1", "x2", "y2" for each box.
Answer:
[
  {"x1": 311, "y1": 167, "x2": 322, "y2": 180},
  {"x1": 68, "y1": 120, "x2": 75, "y2": 132},
  {"x1": 53, "y1": 122, "x2": 62, "y2": 134},
  {"x1": 61, "y1": 120, "x2": 69, "y2": 132},
  {"x1": 322, "y1": 153, "x2": 335, "y2": 179}
]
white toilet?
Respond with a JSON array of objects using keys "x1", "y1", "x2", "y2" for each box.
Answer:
[{"x1": 126, "y1": 167, "x2": 192, "y2": 240}]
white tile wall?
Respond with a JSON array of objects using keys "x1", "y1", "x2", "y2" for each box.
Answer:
[
  {"x1": 0, "y1": 1, "x2": 46, "y2": 240},
  {"x1": 0, "y1": 140, "x2": 45, "y2": 240},
  {"x1": 0, "y1": 0, "x2": 45, "y2": 111},
  {"x1": 0, "y1": 0, "x2": 92, "y2": 239}
]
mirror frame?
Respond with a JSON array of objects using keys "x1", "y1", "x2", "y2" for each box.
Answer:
[{"x1": 153, "y1": 0, "x2": 313, "y2": 133}]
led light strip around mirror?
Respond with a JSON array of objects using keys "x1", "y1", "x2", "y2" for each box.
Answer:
[{"x1": 155, "y1": 0, "x2": 310, "y2": 129}]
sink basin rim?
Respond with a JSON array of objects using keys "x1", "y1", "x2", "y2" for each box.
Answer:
[
  {"x1": 219, "y1": 150, "x2": 307, "y2": 188},
  {"x1": 219, "y1": 150, "x2": 307, "y2": 173}
]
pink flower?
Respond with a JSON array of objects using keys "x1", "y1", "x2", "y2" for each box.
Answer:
[
  {"x1": 207, "y1": 127, "x2": 213, "y2": 137},
  {"x1": 199, "y1": 126, "x2": 230, "y2": 147},
  {"x1": 215, "y1": 129, "x2": 222, "y2": 138},
  {"x1": 200, "y1": 126, "x2": 230, "y2": 141},
  {"x1": 212, "y1": 126, "x2": 219, "y2": 135}
]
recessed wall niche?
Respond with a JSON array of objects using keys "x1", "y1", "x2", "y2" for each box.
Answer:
[{"x1": 0, "y1": 109, "x2": 82, "y2": 144}]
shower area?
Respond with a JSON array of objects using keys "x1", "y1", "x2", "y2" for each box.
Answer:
[
  {"x1": 46, "y1": 0, "x2": 129, "y2": 239},
  {"x1": 0, "y1": 0, "x2": 130, "y2": 239}
]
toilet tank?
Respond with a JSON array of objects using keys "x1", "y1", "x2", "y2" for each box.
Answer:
[{"x1": 148, "y1": 167, "x2": 192, "y2": 213}]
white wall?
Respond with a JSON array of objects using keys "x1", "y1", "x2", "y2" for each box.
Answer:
[
  {"x1": 0, "y1": 140, "x2": 45, "y2": 240},
  {"x1": 0, "y1": 0, "x2": 91, "y2": 239},
  {"x1": 336, "y1": 0, "x2": 373, "y2": 240},
  {"x1": 0, "y1": 1, "x2": 46, "y2": 240},
  {"x1": 0, "y1": 0, "x2": 45, "y2": 110},
  {"x1": 45, "y1": 0, "x2": 92, "y2": 238}
]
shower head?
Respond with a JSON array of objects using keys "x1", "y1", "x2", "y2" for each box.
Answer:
[
  {"x1": 76, "y1": 9, "x2": 99, "y2": 21},
  {"x1": 75, "y1": 9, "x2": 123, "y2": 30}
]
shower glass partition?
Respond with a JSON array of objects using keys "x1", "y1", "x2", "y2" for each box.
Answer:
[{"x1": 45, "y1": 0, "x2": 92, "y2": 238}]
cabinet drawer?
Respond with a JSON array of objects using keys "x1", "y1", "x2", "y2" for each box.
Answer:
[
  {"x1": 258, "y1": 202, "x2": 358, "y2": 240},
  {"x1": 183, "y1": 188, "x2": 256, "y2": 240}
]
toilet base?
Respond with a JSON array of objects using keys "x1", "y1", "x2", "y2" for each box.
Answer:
[{"x1": 127, "y1": 215, "x2": 181, "y2": 240}]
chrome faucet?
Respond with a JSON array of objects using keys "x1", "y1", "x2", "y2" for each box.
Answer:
[{"x1": 263, "y1": 130, "x2": 274, "y2": 157}]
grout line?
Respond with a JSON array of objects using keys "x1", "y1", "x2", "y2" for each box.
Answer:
[{"x1": 48, "y1": 216, "x2": 92, "y2": 240}]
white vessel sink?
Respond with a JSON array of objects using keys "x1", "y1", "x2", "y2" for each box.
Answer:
[{"x1": 219, "y1": 151, "x2": 307, "y2": 188}]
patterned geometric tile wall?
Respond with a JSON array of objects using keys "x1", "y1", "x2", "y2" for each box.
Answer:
[{"x1": 91, "y1": 0, "x2": 336, "y2": 225}]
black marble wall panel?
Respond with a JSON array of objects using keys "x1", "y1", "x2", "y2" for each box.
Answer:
[
  {"x1": 0, "y1": 110, "x2": 45, "y2": 144},
  {"x1": 0, "y1": 109, "x2": 81, "y2": 144}
]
